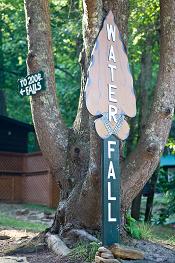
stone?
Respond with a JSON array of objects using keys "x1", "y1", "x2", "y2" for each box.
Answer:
[
  {"x1": 95, "y1": 255, "x2": 120, "y2": 263},
  {"x1": 0, "y1": 257, "x2": 28, "y2": 263},
  {"x1": 44, "y1": 211, "x2": 52, "y2": 216},
  {"x1": 101, "y1": 252, "x2": 114, "y2": 259},
  {"x1": 0, "y1": 235, "x2": 10, "y2": 240},
  {"x1": 16, "y1": 209, "x2": 29, "y2": 216},
  {"x1": 41, "y1": 218, "x2": 51, "y2": 222},
  {"x1": 46, "y1": 233, "x2": 70, "y2": 257},
  {"x1": 98, "y1": 247, "x2": 112, "y2": 253},
  {"x1": 44, "y1": 211, "x2": 54, "y2": 219},
  {"x1": 109, "y1": 243, "x2": 144, "y2": 260},
  {"x1": 96, "y1": 246, "x2": 115, "y2": 260}
]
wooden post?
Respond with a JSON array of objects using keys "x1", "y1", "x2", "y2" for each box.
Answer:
[
  {"x1": 85, "y1": 11, "x2": 136, "y2": 246},
  {"x1": 102, "y1": 135, "x2": 120, "y2": 246}
]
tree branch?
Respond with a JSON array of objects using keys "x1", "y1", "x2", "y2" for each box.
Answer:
[
  {"x1": 55, "y1": 65, "x2": 75, "y2": 79},
  {"x1": 121, "y1": 0, "x2": 175, "y2": 213},
  {"x1": 24, "y1": 0, "x2": 68, "y2": 177}
]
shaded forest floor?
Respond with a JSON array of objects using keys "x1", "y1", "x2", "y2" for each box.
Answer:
[{"x1": 0, "y1": 202, "x2": 175, "y2": 262}]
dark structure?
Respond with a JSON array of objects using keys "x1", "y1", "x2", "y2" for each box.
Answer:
[
  {"x1": 0, "y1": 115, "x2": 59, "y2": 207},
  {"x1": 0, "y1": 115, "x2": 34, "y2": 153},
  {"x1": 160, "y1": 154, "x2": 175, "y2": 183}
]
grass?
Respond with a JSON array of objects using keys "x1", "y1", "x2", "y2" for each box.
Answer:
[
  {"x1": 151, "y1": 225, "x2": 175, "y2": 246},
  {"x1": 19, "y1": 203, "x2": 56, "y2": 213},
  {"x1": 0, "y1": 214, "x2": 47, "y2": 232},
  {"x1": 126, "y1": 214, "x2": 175, "y2": 246},
  {"x1": 69, "y1": 242, "x2": 100, "y2": 262}
]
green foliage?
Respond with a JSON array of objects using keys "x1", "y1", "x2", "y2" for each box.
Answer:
[
  {"x1": 126, "y1": 217, "x2": 175, "y2": 246},
  {"x1": 127, "y1": 0, "x2": 160, "y2": 150},
  {"x1": 156, "y1": 169, "x2": 175, "y2": 224},
  {"x1": 166, "y1": 139, "x2": 175, "y2": 154},
  {"x1": 126, "y1": 215, "x2": 152, "y2": 240},
  {"x1": 1, "y1": 0, "x2": 82, "y2": 126},
  {"x1": 1, "y1": 0, "x2": 173, "y2": 149},
  {"x1": 50, "y1": 0, "x2": 82, "y2": 126},
  {"x1": 129, "y1": 0, "x2": 160, "y2": 74},
  {"x1": 0, "y1": 0, "x2": 30, "y2": 122},
  {"x1": 69, "y1": 241, "x2": 100, "y2": 262},
  {"x1": 126, "y1": 215, "x2": 142, "y2": 239}
]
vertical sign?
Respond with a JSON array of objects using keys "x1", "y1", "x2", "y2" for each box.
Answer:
[
  {"x1": 102, "y1": 136, "x2": 120, "y2": 245},
  {"x1": 85, "y1": 11, "x2": 136, "y2": 246}
]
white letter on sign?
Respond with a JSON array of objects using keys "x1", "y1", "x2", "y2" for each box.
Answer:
[
  {"x1": 109, "y1": 105, "x2": 118, "y2": 122},
  {"x1": 108, "y1": 161, "x2": 116, "y2": 179},
  {"x1": 108, "y1": 64, "x2": 116, "y2": 82},
  {"x1": 108, "y1": 141, "x2": 116, "y2": 158},
  {"x1": 108, "y1": 182, "x2": 116, "y2": 200},
  {"x1": 108, "y1": 84, "x2": 117, "y2": 103},
  {"x1": 107, "y1": 24, "x2": 116, "y2": 42},
  {"x1": 108, "y1": 203, "x2": 117, "y2": 222},
  {"x1": 108, "y1": 45, "x2": 116, "y2": 63}
]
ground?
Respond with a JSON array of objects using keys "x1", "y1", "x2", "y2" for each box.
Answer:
[{"x1": 0, "y1": 202, "x2": 175, "y2": 262}]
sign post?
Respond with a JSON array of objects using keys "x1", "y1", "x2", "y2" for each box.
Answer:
[
  {"x1": 102, "y1": 135, "x2": 120, "y2": 245},
  {"x1": 85, "y1": 11, "x2": 136, "y2": 246}
]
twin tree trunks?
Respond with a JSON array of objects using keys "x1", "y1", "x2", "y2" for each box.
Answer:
[
  {"x1": 85, "y1": 11, "x2": 136, "y2": 246},
  {"x1": 20, "y1": 10, "x2": 136, "y2": 246}
]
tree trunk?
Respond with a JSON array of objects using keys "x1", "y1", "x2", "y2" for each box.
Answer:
[
  {"x1": 144, "y1": 167, "x2": 159, "y2": 222},
  {"x1": 24, "y1": 0, "x2": 175, "y2": 242},
  {"x1": 131, "y1": 37, "x2": 152, "y2": 220},
  {"x1": 121, "y1": 0, "x2": 175, "y2": 214},
  {"x1": 131, "y1": 191, "x2": 142, "y2": 221},
  {"x1": 0, "y1": 15, "x2": 7, "y2": 116}
]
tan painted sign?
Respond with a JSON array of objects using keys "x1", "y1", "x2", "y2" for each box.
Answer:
[{"x1": 85, "y1": 11, "x2": 136, "y2": 140}]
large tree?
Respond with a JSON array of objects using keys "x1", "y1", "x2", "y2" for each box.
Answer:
[{"x1": 23, "y1": 0, "x2": 175, "y2": 239}]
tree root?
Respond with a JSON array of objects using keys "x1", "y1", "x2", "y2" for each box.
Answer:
[
  {"x1": 65, "y1": 229, "x2": 99, "y2": 243},
  {"x1": 46, "y1": 232, "x2": 70, "y2": 256}
]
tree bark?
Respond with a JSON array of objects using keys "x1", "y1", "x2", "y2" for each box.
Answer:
[
  {"x1": 144, "y1": 167, "x2": 159, "y2": 222},
  {"x1": 121, "y1": 0, "x2": 175, "y2": 214},
  {"x1": 131, "y1": 37, "x2": 152, "y2": 220},
  {"x1": 131, "y1": 191, "x2": 142, "y2": 221},
  {"x1": 0, "y1": 15, "x2": 7, "y2": 116},
  {"x1": 24, "y1": 0, "x2": 68, "y2": 185}
]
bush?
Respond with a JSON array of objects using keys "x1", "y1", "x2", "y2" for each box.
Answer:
[{"x1": 126, "y1": 215, "x2": 153, "y2": 240}]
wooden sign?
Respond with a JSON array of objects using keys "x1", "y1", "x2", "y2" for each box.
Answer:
[
  {"x1": 85, "y1": 11, "x2": 136, "y2": 246},
  {"x1": 85, "y1": 11, "x2": 136, "y2": 140},
  {"x1": 18, "y1": 71, "x2": 45, "y2": 97},
  {"x1": 102, "y1": 136, "x2": 120, "y2": 245}
]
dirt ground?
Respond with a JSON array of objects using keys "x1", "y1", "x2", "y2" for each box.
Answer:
[
  {"x1": 0, "y1": 228, "x2": 85, "y2": 263},
  {"x1": 0, "y1": 203, "x2": 175, "y2": 262},
  {"x1": 0, "y1": 227, "x2": 175, "y2": 263}
]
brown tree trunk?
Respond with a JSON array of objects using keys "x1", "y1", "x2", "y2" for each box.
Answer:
[
  {"x1": 24, "y1": 0, "x2": 175, "y2": 243},
  {"x1": 121, "y1": 0, "x2": 175, "y2": 214},
  {"x1": 131, "y1": 191, "x2": 142, "y2": 221},
  {"x1": 144, "y1": 167, "x2": 159, "y2": 222},
  {"x1": 131, "y1": 37, "x2": 152, "y2": 220},
  {"x1": 0, "y1": 15, "x2": 7, "y2": 116}
]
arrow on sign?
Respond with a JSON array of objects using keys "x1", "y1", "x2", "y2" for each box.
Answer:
[{"x1": 20, "y1": 89, "x2": 25, "y2": 96}]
